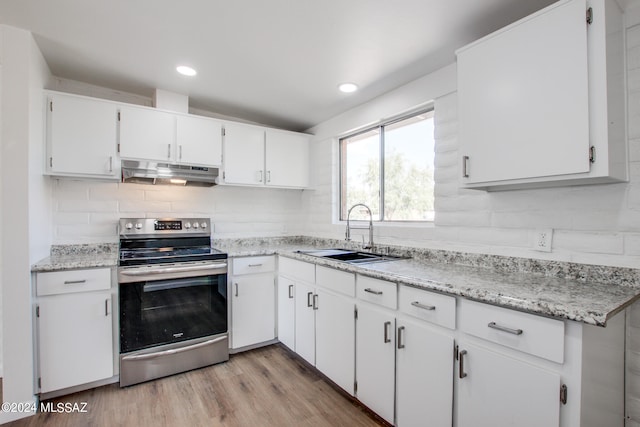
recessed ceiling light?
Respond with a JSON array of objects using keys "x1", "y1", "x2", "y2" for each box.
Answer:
[
  {"x1": 338, "y1": 82, "x2": 358, "y2": 93},
  {"x1": 176, "y1": 65, "x2": 197, "y2": 77}
]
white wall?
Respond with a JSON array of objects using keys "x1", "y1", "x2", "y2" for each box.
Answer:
[
  {"x1": 0, "y1": 25, "x2": 51, "y2": 423},
  {"x1": 51, "y1": 180, "x2": 306, "y2": 243},
  {"x1": 302, "y1": 19, "x2": 640, "y2": 270}
]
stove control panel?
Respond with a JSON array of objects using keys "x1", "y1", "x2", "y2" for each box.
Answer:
[{"x1": 119, "y1": 218, "x2": 211, "y2": 237}]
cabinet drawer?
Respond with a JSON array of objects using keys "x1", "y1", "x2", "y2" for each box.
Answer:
[
  {"x1": 460, "y1": 299, "x2": 564, "y2": 363},
  {"x1": 233, "y1": 256, "x2": 275, "y2": 275},
  {"x1": 398, "y1": 286, "x2": 456, "y2": 330},
  {"x1": 37, "y1": 268, "x2": 111, "y2": 296},
  {"x1": 316, "y1": 266, "x2": 355, "y2": 297},
  {"x1": 357, "y1": 276, "x2": 397, "y2": 309},
  {"x1": 278, "y1": 257, "x2": 315, "y2": 283}
]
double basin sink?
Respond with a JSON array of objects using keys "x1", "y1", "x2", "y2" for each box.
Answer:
[{"x1": 297, "y1": 248, "x2": 405, "y2": 265}]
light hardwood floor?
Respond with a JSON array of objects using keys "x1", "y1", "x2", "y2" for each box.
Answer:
[{"x1": 6, "y1": 344, "x2": 386, "y2": 427}]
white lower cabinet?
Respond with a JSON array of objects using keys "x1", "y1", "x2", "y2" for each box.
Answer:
[
  {"x1": 230, "y1": 256, "x2": 276, "y2": 349},
  {"x1": 276, "y1": 276, "x2": 295, "y2": 351},
  {"x1": 279, "y1": 258, "x2": 356, "y2": 395},
  {"x1": 35, "y1": 268, "x2": 114, "y2": 394},
  {"x1": 294, "y1": 280, "x2": 317, "y2": 364},
  {"x1": 456, "y1": 299, "x2": 625, "y2": 427},
  {"x1": 356, "y1": 303, "x2": 396, "y2": 424},
  {"x1": 456, "y1": 342, "x2": 560, "y2": 427},
  {"x1": 277, "y1": 258, "x2": 625, "y2": 427},
  {"x1": 396, "y1": 316, "x2": 454, "y2": 427},
  {"x1": 315, "y1": 288, "x2": 355, "y2": 394}
]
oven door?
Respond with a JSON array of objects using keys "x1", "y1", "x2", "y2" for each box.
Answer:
[{"x1": 118, "y1": 261, "x2": 228, "y2": 354}]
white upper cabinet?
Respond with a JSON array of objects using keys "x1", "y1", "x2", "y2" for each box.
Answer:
[
  {"x1": 222, "y1": 122, "x2": 266, "y2": 185},
  {"x1": 265, "y1": 129, "x2": 310, "y2": 188},
  {"x1": 176, "y1": 115, "x2": 223, "y2": 166},
  {"x1": 222, "y1": 122, "x2": 310, "y2": 188},
  {"x1": 45, "y1": 91, "x2": 119, "y2": 179},
  {"x1": 119, "y1": 105, "x2": 223, "y2": 167},
  {"x1": 457, "y1": 0, "x2": 626, "y2": 190},
  {"x1": 119, "y1": 105, "x2": 176, "y2": 163}
]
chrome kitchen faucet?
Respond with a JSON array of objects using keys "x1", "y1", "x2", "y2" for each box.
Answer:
[{"x1": 345, "y1": 203, "x2": 374, "y2": 249}]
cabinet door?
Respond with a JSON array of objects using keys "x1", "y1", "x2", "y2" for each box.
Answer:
[
  {"x1": 277, "y1": 276, "x2": 296, "y2": 351},
  {"x1": 456, "y1": 342, "x2": 560, "y2": 427},
  {"x1": 38, "y1": 291, "x2": 113, "y2": 393},
  {"x1": 46, "y1": 93, "x2": 118, "y2": 178},
  {"x1": 396, "y1": 317, "x2": 453, "y2": 427},
  {"x1": 265, "y1": 129, "x2": 310, "y2": 188},
  {"x1": 294, "y1": 281, "x2": 316, "y2": 365},
  {"x1": 223, "y1": 122, "x2": 265, "y2": 185},
  {"x1": 356, "y1": 304, "x2": 395, "y2": 424},
  {"x1": 176, "y1": 115, "x2": 222, "y2": 166},
  {"x1": 315, "y1": 289, "x2": 355, "y2": 395},
  {"x1": 119, "y1": 105, "x2": 176, "y2": 162},
  {"x1": 457, "y1": 0, "x2": 589, "y2": 184},
  {"x1": 231, "y1": 273, "x2": 275, "y2": 349}
]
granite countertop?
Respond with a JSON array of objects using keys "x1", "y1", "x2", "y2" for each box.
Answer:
[
  {"x1": 217, "y1": 237, "x2": 640, "y2": 327},
  {"x1": 31, "y1": 243, "x2": 119, "y2": 272},
  {"x1": 32, "y1": 237, "x2": 640, "y2": 326}
]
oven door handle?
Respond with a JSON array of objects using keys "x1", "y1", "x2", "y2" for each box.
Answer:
[
  {"x1": 120, "y1": 263, "x2": 227, "y2": 276},
  {"x1": 121, "y1": 336, "x2": 228, "y2": 361}
]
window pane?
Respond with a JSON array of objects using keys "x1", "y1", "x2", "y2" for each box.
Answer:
[
  {"x1": 341, "y1": 129, "x2": 381, "y2": 220},
  {"x1": 383, "y1": 111, "x2": 435, "y2": 221}
]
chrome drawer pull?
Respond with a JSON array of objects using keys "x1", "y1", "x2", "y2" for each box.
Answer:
[
  {"x1": 248, "y1": 263, "x2": 263, "y2": 267},
  {"x1": 411, "y1": 301, "x2": 436, "y2": 311},
  {"x1": 307, "y1": 292, "x2": 313, "y2": 308},
  {"x1": 288, "y1": 284, "x2": 294, "y2": 299},
  {"x1": 488, "y1": 322, "x2": 523, "y2": 335},
  {"x1": 459, "y1": 349, "x2": 468, "y2": 379},
  {"x1": 64, "y1": 279, "x2": 86, "y2": 285},
  {"x1": 383, "y1": 321, "x2": 391, "y2": 343},
  {"x1": 397, "y1": 326, "x2": 405, "y2": 349},
  {"x1": 364, "y1": 288, "x2": 383, "y2": 295}
]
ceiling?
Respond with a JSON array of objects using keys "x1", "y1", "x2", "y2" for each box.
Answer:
[{"x1": 1, "y1": 0, "x2": 570, "y2": 131}]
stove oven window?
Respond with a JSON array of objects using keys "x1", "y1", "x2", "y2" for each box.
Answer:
[{"x1": 119, "y1": 273, "x2": 227, "y2": 353}]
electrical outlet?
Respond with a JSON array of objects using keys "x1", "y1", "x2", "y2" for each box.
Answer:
[{"x1": 533, "y1": 228, "x2": 553, "y2": 252}]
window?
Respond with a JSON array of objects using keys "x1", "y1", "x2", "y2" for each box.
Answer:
[{"x1": 340, "y1": 109, "x2": 435, "y2": 222}]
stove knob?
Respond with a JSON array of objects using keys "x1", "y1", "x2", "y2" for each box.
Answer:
[
  {"x1": 135, "y1": 223, "x2": 143, "y2": 230},
  {"x1": 193, "y1": 222, "x2": 199, "y2": 229},
  {"x1": 125, "y1": 222, "x2": 133, "y2": 230},
  {"x1": 184, "y1": 222, "x2": 191, "y2": 229},
  {"x1": 200, "y1": 222, "x2": 208, "y2": 229}
]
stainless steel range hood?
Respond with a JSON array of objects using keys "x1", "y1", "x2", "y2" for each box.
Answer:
[{"x1": 121, "y1": 160, "x2": 219, "y2": 187}]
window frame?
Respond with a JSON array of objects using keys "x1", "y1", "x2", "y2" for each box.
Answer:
[{"x1": 338, "y1": 107, "x2": 435, "y2": 222}]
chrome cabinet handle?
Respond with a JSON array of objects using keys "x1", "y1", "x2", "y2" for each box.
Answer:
[
  {"x1": 105, "y1": 298, "x2": 110, "y2": 316},
  {"x1": 267, "y1": 170, "x2": 271, "y2": 182},
  {"x1": 109, "y1": 156, "x2": 113, "y2": 172},
  {"x1": 364, "y1": 288, "x2": 383, "y2": 295},
  {"x1": 235, "y1": 283, "x2": 239, "y2": 297},
  {"x1": 179, "y1": 145, "x2": 183, "y2": 160},
  {"x1": 313, "y1": 294, "x2": 318, "y2": 310},
  {"x1": 411, "y1": 301, "x2": 436, "y2": 311},
  {"x1": 288, "y1": 284, "x2": 294, "y2": 299},
  {"x1": 459, "y1": 349, "x2": 468, "y2": 379},
  {"x1": 397, "y1": 326, "x2": 405, "y2": 349},
  {"x1": 488, "y1": 322, "x2": 523, "y2": 336},
  {"x1": 64, "y1": 279, "x2": 86, "y2": 285},
  {"x1": 383, "y1": 321, "x2": 391, "y2": 343},
  {"x1": 258, "y1": 170, "x2": 263, "y2": 182},
  {"x1": 248, "y1": 263, "x2": 263, "y2": 267},
  {"x1": 307, "y1": 292, "x2": 313, "y2": 308},
  {"x1": 167, "y1": 144, "x2": 171, "y2": 159},
  {"x1": 462, "y1": 155, "x2": 470, "y2": 178}
]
